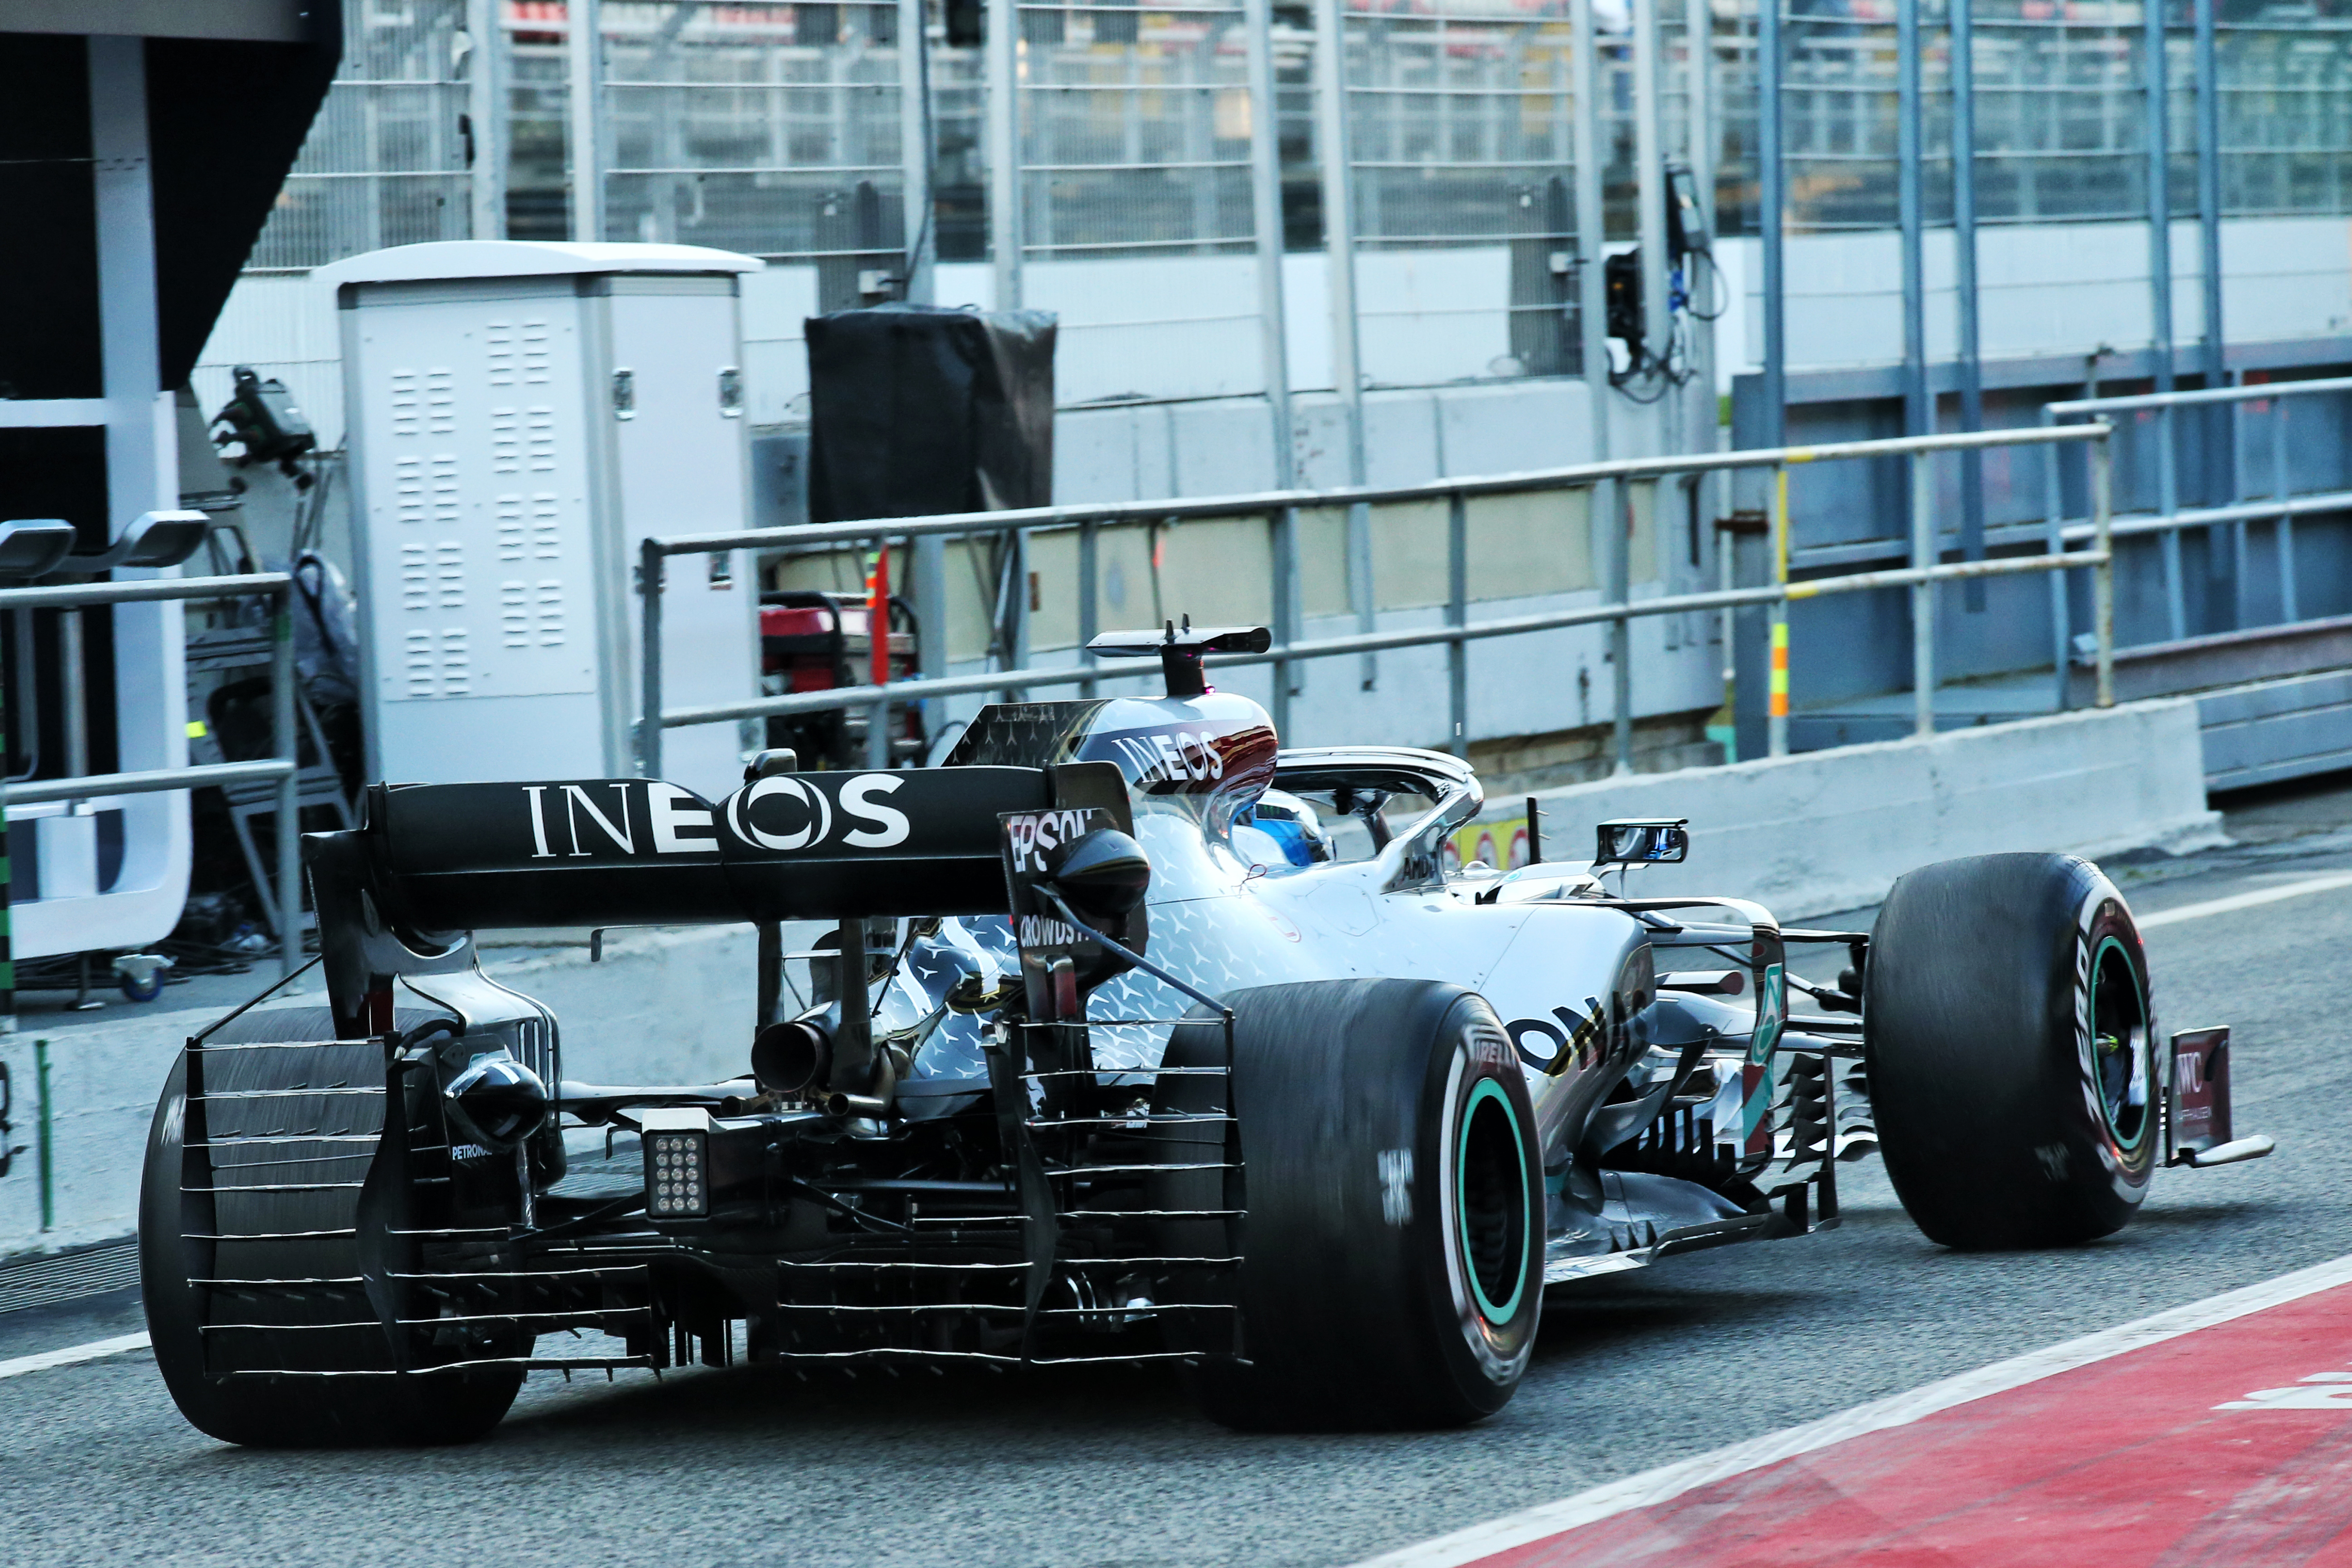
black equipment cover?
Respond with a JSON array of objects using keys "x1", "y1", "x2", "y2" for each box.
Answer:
[{"x1": 805, "y1": 305, "x2": 1057, "y2": 524}]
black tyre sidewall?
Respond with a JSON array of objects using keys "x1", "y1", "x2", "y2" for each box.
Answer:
[
  {"x1": 138, "y1": 1005, "x2": 523, "y2": 1446},
  {"x1": 1867, "y1": 853, "x2": 2157, "y2": 1249},
  {"x1": 2068, "y1": 887, "x2": 2161, "y2": 1204},
  {"x1": 1166, "y1": 980, "x2": 1542, "y2": 1430},
  {"x1": 1403, "y1": 992, "x2": 1544, "y2": 1414}
]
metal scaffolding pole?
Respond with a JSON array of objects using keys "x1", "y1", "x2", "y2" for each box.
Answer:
[
  {"x1": 898, "y1": 0, "x2": 936, "y2": 304},
  {"x1": 2146, "y1": 0, "x2": 2184, "y2": 636},
  {"x1": 1953, "y1": 0, "x2": 1986, "y2": 611},
  {"x1": 467, "y1": 0, "x2": 507, "y2": 241},
  {"x1": 1896, "y1": 0, "x2": 1926, "y2": 442},
  {"x1": 1313, "y1": 0, "x2": 1376, "y2": 692},
  {"x1": 1246, "y1": 0, "x2": 1304, "y2": 711},
  {"x1": 567, "y1": 0, "x2": 604, "y2": 243},
  {"x1": 1758, "y1": 0, "x2": 1784, "y2": 449},
  {"x1": 2193, "y1": 0, "x2": 2228, "y2": 562},
  {"x1": 2193, "y1": 0, "x2": 2223, "y2": 395},
  {"x1": 2144, "y1": 0, "x2": 2176, "y2": 397},
  {"x1": 1573, "y1": 0, "x2": 1612, "y2": 463},
  {"x1": 1245, "y1": 0, "x2": 1294, "y2": 490},
  {"x1": 987, "y1": 0, "x2": 1022, "y2": 309},
  {"x1": 1685, "y1": 0, "x2": 1719, "y2": 488},
  {"x1": 1633, "y1": 0, "x2": 1668, "y2": 372}
]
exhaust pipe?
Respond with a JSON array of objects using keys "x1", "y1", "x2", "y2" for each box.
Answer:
[{"x1": 751, "y1": 1005, "x2": 837, "y2": 1096}]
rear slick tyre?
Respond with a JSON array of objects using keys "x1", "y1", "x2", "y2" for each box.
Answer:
[
  {"x1": 1153, "y1": 979, "x2": 1543, "y2": 1431},
  {"x1": 140, "y1": 1006, "x2": 524, "y2": 1446},
  {"x1": 1865, "y1": 853, "x2": 2159, "y2": 1250}
]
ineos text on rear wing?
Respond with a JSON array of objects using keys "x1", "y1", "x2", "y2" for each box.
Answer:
[{"x1": 303, "y1": 763, "x2": 1124, "y2": 1033}]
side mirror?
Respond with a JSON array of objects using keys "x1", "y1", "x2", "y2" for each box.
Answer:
[
  {"x1": 1044, "y1": 828, "x2": 1152, "y2": 921},
  {"x1": 1593, "y1": 818, "x2": 1689, "y2": 866}
]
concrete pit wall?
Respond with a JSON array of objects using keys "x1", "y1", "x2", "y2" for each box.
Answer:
[{"x1": 1520, "y1": 696, "x2": 2225, "y2": 921}]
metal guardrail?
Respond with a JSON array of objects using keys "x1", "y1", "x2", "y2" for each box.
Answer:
[
  {"x1": 2042, "y1": 375, "x2": 2352, "y2": 711},
  {"x1": 0, "y1": 572, "x2": 302, "y2": 991},
  {"x1": 637, "y1": 424, "x2": 2113, "y2": 777}
]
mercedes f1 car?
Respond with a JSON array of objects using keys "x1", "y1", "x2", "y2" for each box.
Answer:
[{"x1": 139, "y1": 624, "x2": 2271, "y2": 1445}]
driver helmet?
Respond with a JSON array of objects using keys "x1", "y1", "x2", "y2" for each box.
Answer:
[{"x1": 1232, "y1": 788, "x2": 1335, "y2": 867}]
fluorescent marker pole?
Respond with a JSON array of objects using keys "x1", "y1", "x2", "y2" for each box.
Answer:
[{"x1": 1767, "y1": 465, "x2": 1791, "y2": 757}]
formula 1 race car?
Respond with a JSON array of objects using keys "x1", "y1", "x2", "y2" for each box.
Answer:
[{"x1": 138, "y1": 624, "x2": 2272, "y2": 1446}]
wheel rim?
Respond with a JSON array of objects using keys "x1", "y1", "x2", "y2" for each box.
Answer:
[
  {"x1": 2090, "y1": 935, "x2": 2151, "y2": 1151},
  {"x1": 1455, "y1": 1079, "x2": 1531, "y2": 1323}
]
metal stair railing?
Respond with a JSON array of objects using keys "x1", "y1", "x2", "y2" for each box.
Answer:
[{"x1": 0, "y1": 572, "x2": 304, "y2": 983}]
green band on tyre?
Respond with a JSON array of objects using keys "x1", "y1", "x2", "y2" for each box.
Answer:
[
  {"x1": 2091, "y1": 934, "x2": 2151, "y2": 1154},
  {"x1": 1457, "y1": 1078, "x2": 1530, "y2": 1324}
]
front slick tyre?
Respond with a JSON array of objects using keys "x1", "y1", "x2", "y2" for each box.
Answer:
[
  {"x1": 1163, "y1": 979, "x2": 1542, "y2": 1432},
  {"x1": 1866, "y1": 853, "x2": 2159, "y2": 1250}
]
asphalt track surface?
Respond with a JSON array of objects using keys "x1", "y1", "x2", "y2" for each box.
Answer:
[{"x1": 10, "y1": 791, "x2": 2352, "y2": 1567}]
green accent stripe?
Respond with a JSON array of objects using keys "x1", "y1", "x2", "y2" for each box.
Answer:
[{"x1": 1457, "y1": 1078, "x2": 1530, "y2": 1324}]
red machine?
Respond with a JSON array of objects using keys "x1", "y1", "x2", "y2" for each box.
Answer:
[{"x1": 758, "y1": 589, "x2": 924, "y2": 768}]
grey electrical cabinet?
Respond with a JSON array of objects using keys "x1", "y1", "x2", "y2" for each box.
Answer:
[{"x1": 318, "y1": 240, "x2": 763, "y2": 800}]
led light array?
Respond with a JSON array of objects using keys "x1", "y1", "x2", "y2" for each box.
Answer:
[{"x1": 645, "y1": 1131, "x2": 709, "y2": 1217}]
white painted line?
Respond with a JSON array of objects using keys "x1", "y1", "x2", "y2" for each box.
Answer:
[
  {"x1": 2140, "y1": 869, "x2": 2352, "y2": 929},
  {"x1": 1352, "y1": 1250, "x2": 2352, "y2": 1568},
  {"x1": 0, "y1": 1331, "x2": 150, "y2": 1383}
]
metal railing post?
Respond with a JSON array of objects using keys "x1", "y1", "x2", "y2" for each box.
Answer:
[
  {"x1": 58, "y1": 609, "x2": 88, "y2": 784},
  {"x1": 2275, "y1": 398, "x2": 2298, "y2": 621},
  {"x1": 1078, "y1": 517, "x2": 1100, "y2": 698},
  {"x1": 1909, "y1": 450, "x2": 1936, "y2": 739},
  {"x1": 1274, "y1": 506, "x2": 1302, "y2": 732},
  {"x1": 1609, "y1": 478, "x2": 1633, "y2": 774},
  {"x1": 2092, "y1": 436, "x2": 2115, "y2": 708},
  {"x1": 1446, "y1": 491, "x2": 1468, "y2": 759},
  {"x1": 1767, "y1": 466, "x2": 1789, "y2": 758},
  {"x1": 639, "y1": 538, "x2": 664, "y2": 778},
  {"x1": 270, "y1": 583, "x2": 300, "y2": 978},
  {"x1": 2159, "y1": 402, "x2": 2186, "y2": 640},
  {"x1": 2228, "y1": 379, "x2": 2250, "y2": 631},
  {"x1": 866, "y1": 692, "x2": 891, "y2": 769},
  {"x1": 2045, "y1": 407, "x2": 2071, "y2": 712}
]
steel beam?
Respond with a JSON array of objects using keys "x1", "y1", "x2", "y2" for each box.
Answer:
[
  {"x1": 1952, "y1": 0, "x2": 1986, "y2": 611},
  {"x1": 568, "y1": 0, "x2": 604, "y2": 242},
  {"x1": 1758, "y1": 0, "x2": 1784, "y2": 448},
  {"x1": 987, "y1": 0, "x2": 1022, "y2": 308}
]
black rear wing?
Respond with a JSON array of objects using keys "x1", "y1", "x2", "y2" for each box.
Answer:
[{"x1": 304, "y1": 762, "x2": 1127, "y2": 1034}]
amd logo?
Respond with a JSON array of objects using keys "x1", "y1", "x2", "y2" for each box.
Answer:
[{"x1": 522, "y1": 775, "x2": 911, "y2": 859}]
